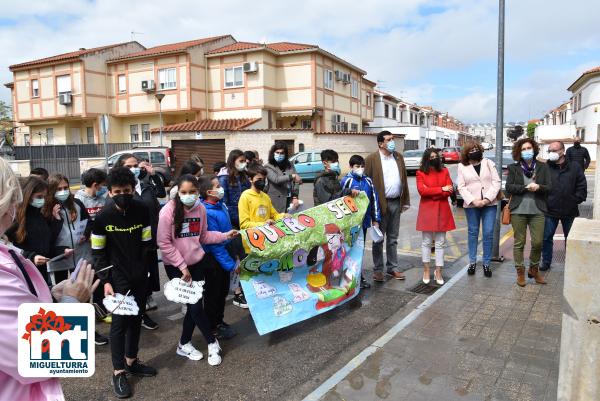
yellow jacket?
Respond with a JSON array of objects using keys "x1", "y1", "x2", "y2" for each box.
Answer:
[{"x1": 239, "y1": 189, "x2": 285, "y2": 229}]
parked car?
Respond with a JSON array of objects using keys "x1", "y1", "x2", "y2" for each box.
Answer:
[
  {"x1": 289, "y1": 150, "x2": 340, "y2": 181},
  {"x1": 452, "y1": 150, "x2": 512, "y2": 208},
  {"x1": 403, "y1": 149, "x2": 424, "y2": 175},
  {"x1": 105, "y1": 146, "x2": 174, "y2": 185},
  {"x1": 441, "y1": 147, "x2": 461, "y2": 163}
]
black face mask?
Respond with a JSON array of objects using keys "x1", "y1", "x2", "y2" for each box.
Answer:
[
  {"x1": 113, "y1": 193, "x2": 134, "y2": 210},
  {"x1": 254, "y1": 179, "x2": 266, "y2": 191},
  {"x1": 468, "y1": 150, "x2": 482, "y2": 161},
  {"x1": 430, "y1": 158, "x2": 442, "y2": 169}
]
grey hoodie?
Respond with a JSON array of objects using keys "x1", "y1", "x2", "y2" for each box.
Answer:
[{"x1": 74, "y1": 188, "x2": 107, "y2": 221}]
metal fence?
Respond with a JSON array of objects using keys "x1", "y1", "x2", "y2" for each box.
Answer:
[{"x1": 13, "y1": 143, "x2": 132, "y2": 182}]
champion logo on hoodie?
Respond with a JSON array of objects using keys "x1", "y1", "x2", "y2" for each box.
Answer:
[{"x1": 178, "y1": 217, "x2": 201, "y2": 238}]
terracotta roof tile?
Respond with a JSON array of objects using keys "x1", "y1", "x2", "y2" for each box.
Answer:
[
  {"x1": 266, "y1": 42, "x2": 316, "y2": 52},
  {"x1": 10, "y1": 42, "x2": 137, "y2": 70},
  {"x1": 207, "y1": 42, "x2": 264, "y2": 54},
  {"x1": 568, "y1": 65, "x2": 600, "y2": 91},
  {"x1": 315, "y1": 131, "x2": 405, "y2": 136},
  {"x1": 109, "y1": 35, "x2": 231, "y2": 62},
  {"x1": 150, "y1": 118, "x2": 260, "y2": 133},
  {"x1": 208, "y1": 41, "x2": 317, "y2": 55}
]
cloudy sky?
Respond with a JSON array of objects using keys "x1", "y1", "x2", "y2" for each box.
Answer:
[{"x1": 1, "y1": 0, "x2": 598, "y2": 123}]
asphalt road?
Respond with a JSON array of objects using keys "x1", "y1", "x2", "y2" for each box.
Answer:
[{"x1": 62, "y1": 163, "x2": 518, "y2": 401}]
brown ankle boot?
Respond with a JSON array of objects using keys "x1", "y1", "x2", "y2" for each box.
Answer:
[
  {"x1": 529, "y1": 266, "x2": 547, "y2": 284},
  {"x1": 516, "y1": 267, "x2": 526, "y2": 287}
]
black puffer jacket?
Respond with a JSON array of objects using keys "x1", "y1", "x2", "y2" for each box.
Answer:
[
  {"x1": 566, "y1": 143, "x2": 591, "y2": 170},
  {"x1": 313, "y1": 170, "x2": 351, "y2": 206},
  {"x1": 545, "y1": 160, "x2": 587, "y2": 217}
]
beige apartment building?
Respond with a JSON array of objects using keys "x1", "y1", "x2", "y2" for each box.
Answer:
[{"x1": 7, "y1": 36, "x2": 375, "y2": 146}]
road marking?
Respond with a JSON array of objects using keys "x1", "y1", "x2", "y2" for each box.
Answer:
[{"x1": 302, "y1": 228, "x2": 515, "y2": 401}]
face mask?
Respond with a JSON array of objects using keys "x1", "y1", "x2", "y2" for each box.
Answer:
[
  {"x1": 179, "y1": 194, "x2": 198, "y2": 207},
  {"x1": 235, "y1": 162, "x2": 247, "y2": 172},
  {"x1": 274, "y1": 154, "x2": 285, "y2": 163},
  {"x1": 113, "y1": 193, "x2": 134, "y2": 210},
  {"x1": 353, "y1": 167, "x2": 365, "y2": 177},
  {"x1": 130, "y1": 167, "x2": 141, "y2": 179},
  {"x1": 521, "y1": 150, "x2": 534, "y2": 161},
  {"x1": 210, "y1": 187, "x2": 225, "y2": 200},
  {"x1": 547, "y1": 152, "x2": 560, "y2": 162},
  {"x1": 55, "y1": 190, "x2": 70, "y2": 202},
  {"x1": 30, "y1": 198, "x2": 45, "y2": 209},
  {"x1": 468, "y1": 150, "x2": 482, "y2": 161},
  {"x1": 254, "y1": 179, "x2": 266, "y2": 191},
  {"x1": 430, "y1": 158, "x2": 442, "y2": 169},
  {"x1": 329, "y1": 162, "x2": 339, "y2": 171},
  {"x1": 96, "y1": 186, "x2": 108, "y2": 197},
  {"x1": 386, "y1": 140, "x2": 396, "y2": 152}
]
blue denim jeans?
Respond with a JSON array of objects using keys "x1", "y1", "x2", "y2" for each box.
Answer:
[
  {"x1": 464, "y1": 205, "x2": 497, "y2": 265},
  {"x1": 542, "y1": 216, "x2": 575, "y2": 266}
]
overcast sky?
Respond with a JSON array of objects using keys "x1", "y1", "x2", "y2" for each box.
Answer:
[{"x1": 1, "y1": 0, "x2": 598, "y2": 123}]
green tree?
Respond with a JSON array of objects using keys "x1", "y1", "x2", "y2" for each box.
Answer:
[
  {"x1": 527, "y1": 122, "x2": 537, "y2": 139},
  {"x1": 0, "y1": 100, "x2": 13, "y2": 146}
]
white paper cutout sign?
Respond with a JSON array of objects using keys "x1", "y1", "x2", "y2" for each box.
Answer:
[
  {"x1": 163, "y1": 278, "x2": 204, "y2": 304},
  {"x1": 103, "y1": 293, "x2": 139, "y2": 315}
]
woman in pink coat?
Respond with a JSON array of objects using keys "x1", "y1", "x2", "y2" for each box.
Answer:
[
  {"x1": 0, "y1": 158, "x2": 98, "y2": 401},
  {"x1": 416, "y1": 148, "x2": 456, "y2": 286}
]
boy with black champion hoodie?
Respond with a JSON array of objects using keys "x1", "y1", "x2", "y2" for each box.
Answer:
[{"x1": 92, "y1": 167, "x2": 157, "y2": 399}]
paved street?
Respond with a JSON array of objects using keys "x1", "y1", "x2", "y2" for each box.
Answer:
[{"x1": 61, "y1": 164, "x2": 593, "y2": 401}]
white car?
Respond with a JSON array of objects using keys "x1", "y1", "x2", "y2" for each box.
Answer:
[{"x1": 403, "y1": 149, "x2": 424, "y2": 175}]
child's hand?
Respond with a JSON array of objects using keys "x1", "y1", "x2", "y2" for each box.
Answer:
[
  {"x1": 225, "y1": 230, "x2": 239, "y2": 239},
  {"x1": 52, "y1": 204, "x2": 61, "y2": 220},
  {"x1": 265, "y1": 219, "x2": 275, "y2": 225},
  {"x1": 181, "y1": 267, "x2": 192, "y2": 283},
  {"x1": 350, "y1": 189, "x2": 360, "y2": 197},
  {"x1": 104, "y1": 283, "x2": 115, "y2": 297}
]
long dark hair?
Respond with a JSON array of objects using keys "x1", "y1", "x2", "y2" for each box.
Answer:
[
  {"x1": 15, "y1": 176, "x2": 48, "y2": 243},
  {"x1": 419, "y1": 148, "x2": 443, "y2": 173},
  {"x1": 43, "y1": 173, "x2": 76, "y2": 222},
  {"x1": 115, "y1": 153, "x2": 138, "y2": 168},
  {"x1": 226, "y1": 149, "x2": 247, "y2": 185},
  {"x1": 268, "y1": 141, "x2": 291, "y2": 169},
  {"x1": 173, "y1": 174, "x2": 200, "y2": 235}
]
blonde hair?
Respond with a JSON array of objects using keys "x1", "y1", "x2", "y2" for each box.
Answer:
[{"x1": 0, "y1": 158, "x2": 23, "y2": 219}]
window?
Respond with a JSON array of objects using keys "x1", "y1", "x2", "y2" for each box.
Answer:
[
  {"x1": 56, "y1": 75, "x2": 71, "y2": 94},
  {"x1": 31, "y1": 79, "x2": 39, "y2": 98},
  {"x1": 151, "y1": 152, "x2": 165, "y2": 164},
  {"x1": 366, "y1": 92, "x2": 371, "y2": 106},
  {"x1": 384, "y1": 104, "x2": 389, "y2": 118},
  {"x1": 578, "y1": 93, "x2": 582, "y2": 111},
  {"x1": 24, "y1": 134, "x2": 30, "y2": 145},
  {"x1": 224, "y1": 66, "x2": 243, "y2": 88},
  {"x1": 573, "y1": 96, "x2": 577, "y2": 112},
  {"x1": 301, "y1": 120, "x2": 312, "y2": 129},
  {"x1": 580, "y1": 128, "x2": 586, "y2": 142},
  {"x1": 130, "y1": 124, "x2": 139, "y2": 142},
  {"x1": 392, "y1": 107, "x2": 397, "y2": 120},
  {"x1": 133, "y1": 152, "x2": 149, "y2": 161},
  {"x1": 324, "y1": 69, "x2": 334, "y2": 90},
  {"x1": 312, "y1": 152, "x2": 322, "y2": 162},
  {"x1": 86, "y1": 127, "x2": 95, "y2": 144},
  {"x1": 142, "y1": 124, "x2": 150, "y2": 142},
  {"x1": 158, "y1": 67, "x2": 176, "y2": 90},
  {"x1": 118, "y1": 74, "x2": 126, "y2": 93},
  {"x1": 295, "y1": 153, "x2": 309, "y2": 163},
  {"x1": 350, "y1": 123, "x2": 358, "y2": 132},
  {"x1": 46, "y1": 128, "x2": 54, "y2": 144},
  {"x1": 351, "y1": 79, "x2": 358, "y2": 98}
]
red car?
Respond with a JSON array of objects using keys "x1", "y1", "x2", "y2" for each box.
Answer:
[{"x1": 441, "y1": 147, "x2": 461, "y2": 163}]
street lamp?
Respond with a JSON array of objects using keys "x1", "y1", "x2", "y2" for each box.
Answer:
[{"x1": 155, "y1": 93, "x2": 165, "y2": 147}]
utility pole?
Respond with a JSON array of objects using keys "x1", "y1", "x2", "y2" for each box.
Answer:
[{"x1": 492, "y1": 0, "x2": 505, "y2": 261}]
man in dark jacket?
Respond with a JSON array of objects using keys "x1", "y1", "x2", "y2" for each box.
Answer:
[
  {"x1": 542, "y1": 141, "x2": 587, "y2": 271},
  {"x1": 565, "y1": 137, "x2": 591, "y2": 171}
]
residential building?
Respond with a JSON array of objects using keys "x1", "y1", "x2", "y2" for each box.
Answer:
[
  {"x1": 534, "y1": 101, "x2": 576, "y2": 153},
  {"x1": 567, "y1": 65, "x2": 599, "y2": 162}
]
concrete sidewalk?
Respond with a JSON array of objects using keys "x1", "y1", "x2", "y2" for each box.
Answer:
[{"x1": 316, "y1": 241, "x2": 564, "y2": 401}]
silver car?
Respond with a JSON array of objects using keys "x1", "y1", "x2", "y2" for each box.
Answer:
[{"x1": 403, "y1": 149, "x2": 424, "y2": 175}]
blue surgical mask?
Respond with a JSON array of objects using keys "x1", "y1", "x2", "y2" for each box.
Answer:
[
  {"x1": 274, "y1": 154, "x2": 285, "y2": 163},
  {"x1": 96, "y1": 186, "x2": 108, "y2": 197},
  {"x1": 329, "y1": 162, "x2": 339, "y2": 171},
  {"x1": 179, "y1": 194, "x2": 198, "y2": 207},
  {"x1": 386, "y1": 140, "x2": 396, "y2": 152},
  {"x1": 521, "y1": 150, "x2": 534, "y2": 161},
  {"x1": 130, "y1": 167, "x2": 141, "y2": 179},
  {"x1": 55, "y1": 190, "x2": 70, "y2": 202},
  {"x1": 30, "y1": 198, "x2": 45, "y2": 208}
]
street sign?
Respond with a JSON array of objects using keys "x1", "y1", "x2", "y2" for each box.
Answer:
[{"x1": 100, "y1": 115, "x2": 109, "y2": 136}]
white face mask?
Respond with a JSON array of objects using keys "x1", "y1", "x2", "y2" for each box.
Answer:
[
  {"x1": 235, "y1": 162, "x2": 247, "y2": 172},
  {"x1": 547, "y1": 152, "x2": 560, "y2": 162},
  {"x1": 179, "y1": 194, "x2": 198, "y2": 207},
  {"x1": 210, "y1": 187, "x2": 225, "y2": 200},
  {"x1": 353, "y1": 167, "x2": 365, "y2": 177}
]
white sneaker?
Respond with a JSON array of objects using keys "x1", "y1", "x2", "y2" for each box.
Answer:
[
  {"x1": 207, "y1": 340, "x2": 222, "y2": 366},
  {"x1": 176, "y1": 342, "x2": 203, "y2": 361}
]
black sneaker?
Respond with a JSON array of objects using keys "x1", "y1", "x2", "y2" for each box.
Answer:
[
  {"x1": 215, "y1": 322, "x2": 237, "y2": 340},
  {"x1": 360, "y1": 277, "x2": 371, "y2": 289},
  {"x1": 125, "y1": 359, "x2": 157, "y2": 377},
  {"x1": 233, "y1": 292, "x2": 249, "y2": 309},
  {"x1": 483, "y1": 264, "x2": 492, "y2": 278},
  {"x1": 539, "y1": 263, "x2": 551, "y2": 272},
  {"x1": 95, "y1": 331, "x2": 109, "y2": 346},
  {"x1": 112, "y1": 372, "x2": 131, "y2": 398},
  {"x1": 467, "y1": 263, "x2": 476, "y2": 275},
  {"x1": 141, "y1": 314, "x2": 159, "y2": 330}
]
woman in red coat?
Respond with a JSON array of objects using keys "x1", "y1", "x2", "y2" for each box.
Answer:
[{"x1": 416, "y1": 148, "x2": 456, "y2": 285}]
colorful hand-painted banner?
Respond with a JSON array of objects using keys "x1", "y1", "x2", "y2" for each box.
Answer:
[{"x1": 239, "y1": 193, "x2": 368, "y2": 335}]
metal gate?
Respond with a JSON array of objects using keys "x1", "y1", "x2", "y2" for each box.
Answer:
[{"x1": 171, "y1": 139, "x2": 226, "y2": 176}]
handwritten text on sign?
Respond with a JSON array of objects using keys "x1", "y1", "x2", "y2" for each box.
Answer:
[
  {"x1": 103, "y1": 293, "x2": 139, "y2": 316},
  {"x1": 163, "y1": 278, "x2": 204, "y2": 304}
]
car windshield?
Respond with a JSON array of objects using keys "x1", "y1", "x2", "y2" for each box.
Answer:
[
  {"x1": 404, "y1": 150, "x2": 424, "y2": 157},
  {"x1": 484, "y1": 151, "x2": 514, "y2": 167}
]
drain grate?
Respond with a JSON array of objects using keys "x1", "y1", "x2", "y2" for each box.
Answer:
[{"x1": 408, "y1": 282, "x2": 441, "y2": 295}]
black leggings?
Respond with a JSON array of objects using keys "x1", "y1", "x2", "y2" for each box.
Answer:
[
  {"x1": 202, "y1": 253, "x2": 230, "y2": 329},
  {"x1": 110, "y1": 283, "x2": 147, "y2": 370},
  {"x1": 165, "y1": 262, "x2": 216, "y2": 345}
]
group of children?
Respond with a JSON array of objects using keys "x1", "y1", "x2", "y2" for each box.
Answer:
[{"x1": 6, "y1": 145, "x2": 382, "y2": 399}]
